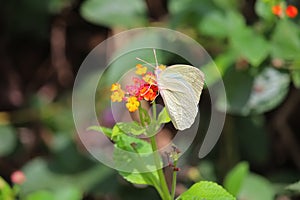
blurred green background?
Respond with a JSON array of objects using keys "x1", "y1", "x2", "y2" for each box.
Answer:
[{"x1": 0, "y1": 0, "x2": 300, "y2": 199}]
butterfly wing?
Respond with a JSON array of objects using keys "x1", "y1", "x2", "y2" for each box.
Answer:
[{"x1": 157, "y1": 65, "x2": 205, "y2": 130}]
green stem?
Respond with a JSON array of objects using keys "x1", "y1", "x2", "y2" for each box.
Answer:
[
  {"x1": 131, "y1": 144, "x2": 164, "y2": 198},
  {"x1": 171, "y1": 160, "x2": 178, "y2": 199},
  {"x1": 150, "y1": 136, "x2": 171, "y2": 200},
  {"x1": 152, "y1": 100, "x2": 157, "y2": 121},
  {"x1": 150, "y1": 101, "x2": 170, "y2": 200},
  {"x1": 138, "y1": 106, "x2": 145, "y2": 127}
]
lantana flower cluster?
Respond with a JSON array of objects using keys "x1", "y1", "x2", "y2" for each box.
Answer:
[
  {"x1": 272, "y1": 4, "x2": 298, "y2": 18},
  {"x1": 110, "y1": 64, "x2": 166, "y2": 112}
]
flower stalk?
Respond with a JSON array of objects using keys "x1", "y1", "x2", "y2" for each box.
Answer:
[{"x1": 149, "y1": 101, "x2": 171, "y2": 200}]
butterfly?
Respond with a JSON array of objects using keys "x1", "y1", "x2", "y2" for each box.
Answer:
[
  {"x1": 136, "y1": 49, "x2": 205, "y2": 130},
  {"x1": 152, "y1": 50, "x2": 205, "y2": 130},
  {"x1": 155, "y1": 64, "x2": 205, "y2": 130}
]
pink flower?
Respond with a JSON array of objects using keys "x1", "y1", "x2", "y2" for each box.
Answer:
[{"x1": 11, "y1": 171, "x2": 26, "y2": 184}]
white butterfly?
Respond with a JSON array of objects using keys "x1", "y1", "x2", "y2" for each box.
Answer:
[{"x1": 155, "y1": 64, "x2": 205, "y2": 130}]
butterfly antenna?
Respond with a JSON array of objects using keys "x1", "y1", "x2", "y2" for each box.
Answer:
[
  {"x1": 136, "y1": 57, "x2": 155, "y2": 68},
  {"x1": 153, "y1": 49, "x2": 159, "y2": 68}
]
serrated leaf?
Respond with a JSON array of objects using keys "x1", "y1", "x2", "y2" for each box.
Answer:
[
  {"x1": 117, "y1": 122, "x2": 145, "y2": 136},
  {"x1": 87, "y1": 125, "x2": 112, "y2": 138},
  {"x1": 80, "y1": 0, "x2": 147, "y2": 28},
  {"x1": 177, "y1": 181, "x2": 236, "y2": 200},
  {"x1": 157, "y1": 107, "x2": 171, "y2": 124},
  {"x1": 224, "y1": 162, "x2": 249, "y2": 196},
  {"x1": 238, "y1": 173, "x2": 274, "y2": 200}
]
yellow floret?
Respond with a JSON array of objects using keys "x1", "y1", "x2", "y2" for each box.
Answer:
[
  {"x1": 126, "y1": 96, "x2": 140, "y2": 112},
  {"x1": 135, "y1": 64, "x2": 147, "y2": 75}
]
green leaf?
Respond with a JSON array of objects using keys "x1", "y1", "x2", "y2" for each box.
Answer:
[
  {"x1": 114, "y1": 134, "x2": 155, "y2": 165},
  {"x1": 113, "y1": 134, "x2": 160, "y2": 191},
  {"x1": 177, "y1": 181, "x2": 236, "y2": 200},
  {"x1": 168, "y1": 0, "x2": 216, "y2": 27},
  {"x1": 290, "y1": 61, "x2": 300, "y2": 88},
  {"x1": 255, "y1": 0, "x2": 275, "y2": 21},
  {"x1": 292, "y1": 70, "x2": 300, "y2": 88},
  {"x1": 157, "y1": 107, "x2": 171, "y2": 124},
  {"x1": 201, "y1": 10, "x2": 269, "y2": 67},
  {"x1": 87, "y1": 125, "x2": 112, "y2": 138},
  {"x1": 117, "y1": 122, "x2": 145, "y2": 136},
  {"x1": 21, "y1": 158, "x2": 114, "y2": 196},
  {"x1": 25, "y1": 190, "x2": 55, "y2": 200},
  {"x1": 213, "y1": 0, "x2": 239, "y2": 10},
  {"x1": 198, "y1": 11, "x2": 228, "y2": 38},
  {"x1": 271, "y1": 20, "x2": 300, "y2": 60},
  {"x1": 217, "y1": 66, "x2": 254, "y2": 115},
  {"x1": 226, "y1": 11, "x2": 246, "y2": 34},
  {"x1": 201, "y1": 51, "x2": 236, "y2": 87},
  {"x1": 238, "y1": 173, "x2": 275, "y2": 200},
  {"x1": 0, "y1": 125, "x2": 17, "y2": 156},
  {"x1": 218, "y1": 67, "x2": 290, "y2": 115},
  {"x1": 224, "y1": 162, "x2": 249, "y2": 196},
  {"x1": 111, "y1": 124, "x2": 123, "y2": 140},
  {"x1": 80, "y1": 0, "x2": 147, "y2": 28},
  {"x1": 286, "y1": 180, "x2": 300, "y2": 193},
  {"x1": 246, "y1": 67, "x2": 290, "y2": 114},
  {"x1": 230, "y1": 27, "x2": 269, "y2": 67},
  {"x1": 26, "y1": 184, "x2": 81, "y2": 200},
  {"x1": 145, "y1": 122, "x2": 159, "y2": 137},
  {"x1": 199, "y1": 10, "x2": 244, "y2": 39},
  {"x1": 0, "y1": 177, "x2": 14, "y2": 200},
  {"x1": 53, "y1": 185, "x2": 82, "y2": 200}
]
